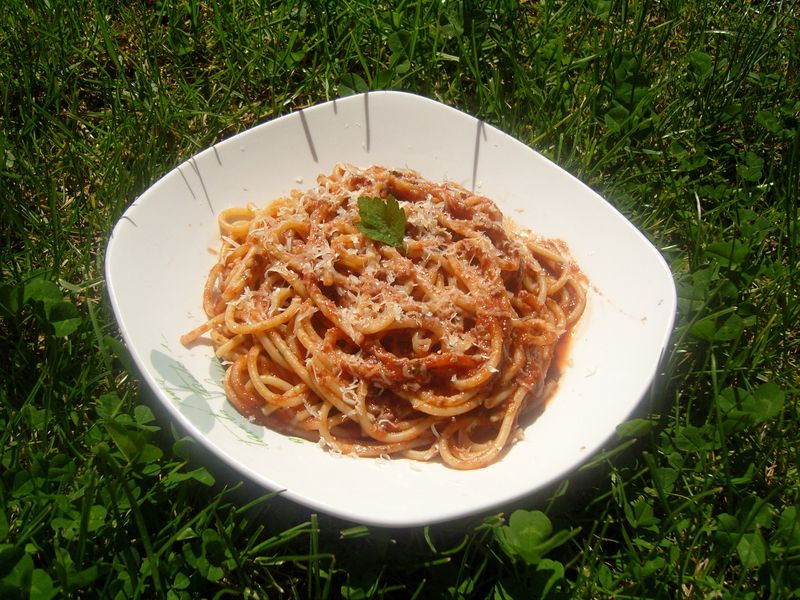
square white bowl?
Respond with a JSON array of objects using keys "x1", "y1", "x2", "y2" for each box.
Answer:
[{"x1": 105, "y1": 91, "x2": 676, "y2": 527}]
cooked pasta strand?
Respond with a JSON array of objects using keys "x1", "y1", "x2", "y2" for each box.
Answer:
[{"x1": 183, "y1": 164, "x2": 586, "y2": 469}]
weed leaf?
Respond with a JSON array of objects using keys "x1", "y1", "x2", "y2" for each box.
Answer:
[
  {"x1": 104, "y1": 421, "x2": 147, "y2": 463},
  {"x1": 497, "y1": 510, "x2": 576, "y2": 565},
  {"x1": 536, "y1": 558, "x2": 565, "y2": 598},
  {"x1": 690, "y1": 312, "x2": 745, "y2": 342},
  {"x1": 616, "y1": 418, "x2": 655, "y2": 438},
  {"x1": 339, "y1": 73, "x2": 368, "y2": 96},
  {"x1": 673, "y1": 424, "x2": 717, "y2": 453},
  {"x1": 705, "y1": 240, "x2": 748, "y2": 268},
  {"x1": 164, "y1": 467, "x2": 215, "y2": 488},
  {"x1": 713, "y1": 313, "x2": 745, "y2": 341},
  {"x1": 103, "y1": 335, "x2": 136, "y2": 375},
  {"x1": 650, "y1": 467, "x2": 679, "y2": 495},
  {"x1": 23, "y1": 278, "x2": 62, "y2": 306},
  {"x1": 30, "y1": 568, "x2": 59, "y2": 600},
  {"x1": 756, "y1": 109, "x2": 783, "y2": 134},
  {"x1": 0, "y1": 544, "x2": 24, "y2": 579},
  {"x1": 687, "y1": 51, "x2": 713, "y2": 80},
  {"x1": 47, "y1": 301, "x2": 81, "y2": 337},
  {"x1": 0, "y1": 284, "x2": 22, "y2": 317},
  {"x1": 737, "y1": 532, "x2": 767, "y2": 569},
  {"x1": 778, "y1": 506, "x2": 800, "y2": 547},
  {"x1": 737, "y1": 151, "x2": 764, "y2": 182},
  {"x1": 96, "y1": 392, "x2": 123, "y2": 419},
  {"x1": 0, "y1": 550, "x2": 32, "y2": 595},
  {"x1": 743, "y1": 382, "x2": 785, "y2": 424}
]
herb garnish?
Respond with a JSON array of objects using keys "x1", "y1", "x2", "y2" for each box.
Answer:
[{"x1": 355, "y1": 195, "x2": 407, "y2": 253}]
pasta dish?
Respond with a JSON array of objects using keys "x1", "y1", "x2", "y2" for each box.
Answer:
[{"x1": 181, "y1": 164, "x2": 586, "y2": 469}]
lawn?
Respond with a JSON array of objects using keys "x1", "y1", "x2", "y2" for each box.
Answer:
[{"x1": 1, "y1": 0, "x2": 798, "y2": 597}]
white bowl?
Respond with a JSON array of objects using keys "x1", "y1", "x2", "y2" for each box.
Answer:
[{"x1": 105, "y1": 91, "x2": 676, "y2": 527}]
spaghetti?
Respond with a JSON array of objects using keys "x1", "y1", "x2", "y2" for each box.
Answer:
[{"x1": 181, "y1": 164, "x2": 586, "y2": 469}]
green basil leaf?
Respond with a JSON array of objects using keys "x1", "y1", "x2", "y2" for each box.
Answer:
[{"x1": 356, "y1": 196, "x2": 406, "y2": 252}]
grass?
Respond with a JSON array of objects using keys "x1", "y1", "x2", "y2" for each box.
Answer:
[{"x1": 1, "y1": 0, "x2": 798, "y2": 597}]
